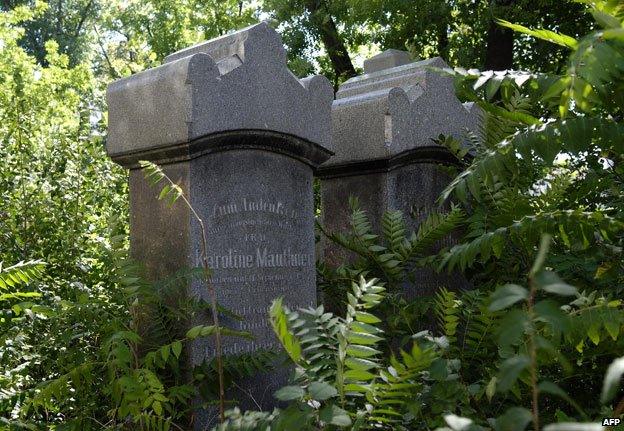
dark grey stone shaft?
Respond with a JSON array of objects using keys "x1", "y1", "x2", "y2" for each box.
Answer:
[{"x1": 106, "y1": 22, "x2": 333, "y2": 430}]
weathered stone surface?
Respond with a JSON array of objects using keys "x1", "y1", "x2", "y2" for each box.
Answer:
[
  {"x1": 106, "y1": 22, "x2": 333, "y2": 430},
  {"x1": 363, "y1": 49, "x2": 412, "y2": 74},
  {"x1": 318, "y1": 50, "x2": 478, "y2": 299},
  {"x1": 328, "y1": 53, "x2": 478, "y2": 166},
  {"x1": 107, "y1": 22, "x2": 333, "y2": 161}
]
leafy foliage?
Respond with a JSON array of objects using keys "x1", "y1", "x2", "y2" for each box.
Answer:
[
  {"x1": 318, "y1": 197, "x2": 464, "y2": 295},
  {"x1": 219, "y1": 276, "x2": 439, "y2": 430},
  {"x1": 435, "y1": 2, "x2": 624, "y2": 299}
]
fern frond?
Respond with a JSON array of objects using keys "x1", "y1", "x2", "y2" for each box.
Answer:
[
  {"x1": 434, "y1": 288, "x2": 460, "y2": 348},
  {"x1": 381, "y1": 210, "x2": 406, "y2": 252},
  {"x1": 0, "y1": 260, "x2": 45, "y2": 290},
  {"x1": 398, "y1": 206, "x2": 465, "y2": 262},
  {"x1": 459, "y1": 290, "x2": 499, "y2": 363},
  {"x1": 349, "y1": 197, "x2": 377, "y2": 244},
  {"x1": 439, "y1": 209, "x2": 624, "y2": 271},
  {"x1": 212, "y1": 350, "x2": 278, "y2": 380},
  {"x1": 298, "y1": 305, "x2": 341, "y2": 383},
  {"x1": 368, "y1": 343, "x2": 435, "y2": 426},
  {"x1": 441, "y1": 117, "x2": 624, "y2": 203},
  {"x1": 269, "y1": 298, "x2": 303, "y2": 365},
  {"x1": 338, "y1": 277, "x2": 385, "y2": 399},
  {"x1": 130, "y1": 413, "x2": 173, "y2": 431}
]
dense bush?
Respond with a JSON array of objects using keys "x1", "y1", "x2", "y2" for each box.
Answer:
[
  {"x1": 1, "y1": 1, "x2": 623, "y2": 430},
  {"x1": 0, "y1": 4, "x2": 128, "y2": 428},
  {"x1": 218, "y1": 1, "x2": 624, "y2": 429}
]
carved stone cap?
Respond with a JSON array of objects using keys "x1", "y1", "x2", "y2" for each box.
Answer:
[
  {"x1": 106, "y1": 22, "x2": 334, "y2": 167},
  {"x1": 325, "y1": 53, "x2": 480, "y2": 168},
  {"x1": 363, "y1": 49, "x2": 412, "y2": 74}
]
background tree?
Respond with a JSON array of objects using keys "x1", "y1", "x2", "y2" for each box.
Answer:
[{"x1": 0, "y1": 0, "x2": 100, "y2": 66}]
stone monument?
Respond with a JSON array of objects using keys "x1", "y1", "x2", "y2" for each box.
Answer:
[
  {"x1": 317, "y1": 50, "x2": 480, "y2": 298},
  {"x1": 106, "y1": 22, "x2": 333, "y2": 427}
]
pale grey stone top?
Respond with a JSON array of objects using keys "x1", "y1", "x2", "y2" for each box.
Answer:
[
  {"x1": 363, "y1": 49, "x2": 412, "y2": 74},
  {"x1": 328, "y1": 50, "x2": 480, "y2": 166},
  {"x1": 106, "y1": 22, "x2": 333, "y2": 161}
]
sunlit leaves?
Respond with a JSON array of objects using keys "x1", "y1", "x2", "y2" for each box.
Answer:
[
  {"x1": 140, "y1": 160, "x2": 185, "y2": 207},
  {"x1": 269, "y1": 298, "x2": 303, "y2": 364},
  {"x1": 0, "y1": 260, "x2": 45, "y2": 291},
  {"x1": 497, "y1": 20, "x2": 578, "y2": 49}
]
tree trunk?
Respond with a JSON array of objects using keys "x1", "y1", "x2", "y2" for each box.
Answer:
[
  {"x1": 484, "y1": 20, "x2": 513, "y2": 70},
  {"x1": 484, "y1": 0, "x2": 515, "y2": 70},
  {"x1": 305, "y1": 0, "x2": 356, "y2": 83},
  {"x1": 437, "y1": 24, "x2": 449, "y2": 62}
]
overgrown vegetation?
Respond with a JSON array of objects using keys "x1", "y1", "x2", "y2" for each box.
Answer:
[
  {"x1": 217, "y1": 1, "x2": 624, "y2": 428},
  {"x1": 217, "y1": 236, "x2": 624, "y2": 430},
  {"x1": 1, "y1": 0, "x2": 623, "y2": 430}
]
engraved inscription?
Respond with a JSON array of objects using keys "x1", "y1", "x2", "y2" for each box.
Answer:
[
  {"x1": 202, "y1": 195, "x2": 315, "y2": 357},
  {"x1": 205, "y1": 247, "x2": 312, "y2": 269},
  {"x1": 212, "y1": 197, "x2": 297, "y2": 219}
]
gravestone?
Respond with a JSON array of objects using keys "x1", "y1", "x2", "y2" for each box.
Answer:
[
  {"x1": 317, "y1": 50, "x2": 480, "y2": 298},
  {"x1": 106, "y1": 22, "x2": 333, "y2": 428}
]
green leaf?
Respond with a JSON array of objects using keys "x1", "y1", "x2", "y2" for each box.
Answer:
[
  {"x1": 152, "y1": 400, "x2": 162, "y2": 416},
  {"x1": 534, "y1": 300, "x2": 570, "y2": 334},
  {"x1": 604, "y1": 320, "x2": 619, "y2": 341},
  {"x1": 355, "y1": 311, "x2": 381, "y2": 324},
  {"x1": 158, "y1": 184, "x2": 171, "y2": 200},
  {"x1": 319, "y1": 404, "x2": 352, "y2": 426},
  {"x1": 345, "y1": 357, "x2": 377, "y2": 371},
  {"x1": 274, "y1": 385, "x2": 305, "y2": 401},
  {"x1": 486, "y1": 376, "x2": 497, "y2": 401},
  {"x1": 186, "y1": 325, "x2": 205, "y2": 339},
  {"x1": 346, "y1": 344, "x2": 380, "y2": 358},
  {"x1": 601, "y1": 356, "x2": 624, "y2": 404},
  {"x1": 308, "y1": 381, "x2": 338, "y2": 401},
  {"x1": 592, "y1": 10, "x2": 621, "y2": 29},
  {"x1": 270, "y1": 297, "x2": 302, "y2": 363},
  {"x1": 587, "y1": 323, "x2": 601, "y2": 345},
  {"x1": 344, "y1": 369, "x2": 375, "y2": 381},
  {"x1": 535, "y1": 271, "x2": 577, "y2": 296},
  {"x1": 160, "y1": 345, "x2": 170, "y2": 362},
  {"x1": 497, "y1": 309, "x2": 529, "y2": 347},
  {"x1": 489, "y1": 284, "x2": 528, "y2": 311},
  {"x1": 429, "y1": 358, "x2": 448, "y2": 381},
  {"x1": 495, "y1": 407, "x2": 532, "y2": 431},
  {"x1": 497, "y1": 355, "x2": 530, "y2": 392},
  {"x1": 171, "y1": 341, "x2": 182, "y2": 359},
  {"x1": 497, "y1": 20, "x2": 578, "y2": 49},
  {"x1": 346, "y1": 330, "x2": 383, "y2": 345}
]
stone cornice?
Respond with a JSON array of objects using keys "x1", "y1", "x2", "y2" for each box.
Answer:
[
  {"x1": 106, "y1": 22, "x2": 333, "y2": 163},
  {"x1": 316, "y1": 145, "x2": 463, "y2": 179},
  {"x1": 111, "y1": 129, "x2": 333, "y2": 169}
]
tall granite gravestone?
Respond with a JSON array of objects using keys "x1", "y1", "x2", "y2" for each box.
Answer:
[
  {"x1": 317, "y1": 50, "x2": 480, "y2": 298},
  {"x1": 106, "y1": 22, "x2": 333, "y2": 427}
]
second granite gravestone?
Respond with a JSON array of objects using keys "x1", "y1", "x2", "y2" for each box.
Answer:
[
  {"x1": 318, "y1": 50, "x2": 480, "y2": 299},
  {"x1": 106, "y1": 22, "x2": 333, "y2": 427}
]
